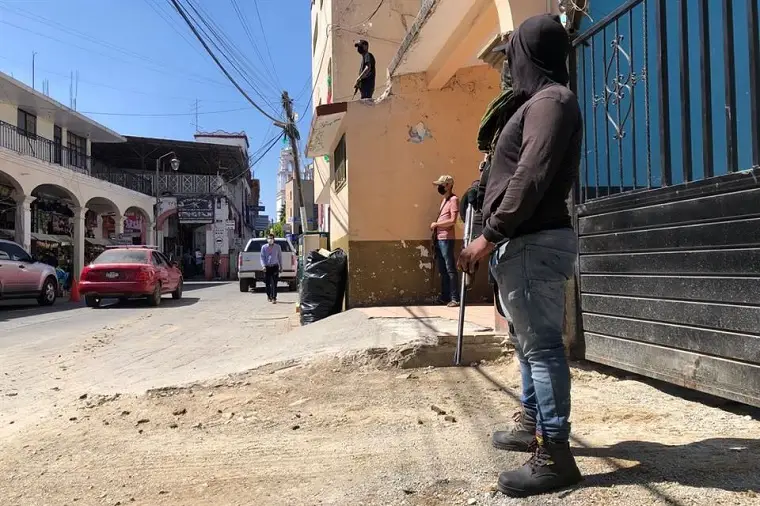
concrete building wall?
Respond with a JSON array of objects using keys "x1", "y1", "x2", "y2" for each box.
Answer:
[
  {"x1": 311, "y1": 0, "x2": 420, "y2": 253},
  {"x1": 0, "y1": 103, "x2": 15, "y2": 125},
  {"x1": 285, "y1": 178, "x2": 316, "y2": 231},
  {"x1": 341, "y1": 65, "x2": 500, "y2": 306}
]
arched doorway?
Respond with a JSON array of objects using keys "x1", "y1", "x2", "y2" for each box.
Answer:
[
  {"x1": 123, "y1": 206, "x2": 151, "y2": 246},
  {"x1": 84, "y1": 196, "x2": 122, "y2": 264},
  {"x1": 0, "y1": 171, "x2": 23, "y2": 242},
  {"x1": 30, "y1": 184, "x2": 82, "y2": 289}
]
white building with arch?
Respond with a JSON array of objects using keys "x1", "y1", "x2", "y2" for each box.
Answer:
[{"x1": 0, "y1": 71, "x2": 155, "y2": 282}]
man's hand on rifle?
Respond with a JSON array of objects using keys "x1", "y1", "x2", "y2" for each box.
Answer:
[{"x1": 458, "y1": 235, "x2": 494, "y2": 275}]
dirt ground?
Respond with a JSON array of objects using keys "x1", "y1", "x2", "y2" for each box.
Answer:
[{"x1": 1, "y1": 353, "x2": 758, "y2": 506}]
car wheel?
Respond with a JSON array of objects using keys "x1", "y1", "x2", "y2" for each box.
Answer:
[
  {"x1": 172, "y1": 279, "x2": 183, "y2": 300},
  {"x1": 37, "y1": 276, "x2": 57, "y2": 306},
  {"x1": 85, "y1": 295, "x2": 101, "y2": 308},
  {"x1": 239, "y1": 279, "x2": 250, "y2": 292},
  {"x1": 148, "y1": 284, "x2": 162, "y2": 307}
]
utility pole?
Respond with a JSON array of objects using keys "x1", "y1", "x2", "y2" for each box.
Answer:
[
  {"x1": 32, "y1": 52, "x2": 36, "y2": 90},
  {"x1": 281, "y1": 91, "x2": 309, "y2": 234}
]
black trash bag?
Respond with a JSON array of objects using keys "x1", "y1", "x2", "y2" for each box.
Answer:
[{"x1": 300, "y1": 248, "x2": 348, "y2": 325}]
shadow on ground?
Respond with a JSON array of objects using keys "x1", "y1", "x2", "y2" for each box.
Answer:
[
  {"x1": 473, "y1": 366, "x2": 760, "y2": 503},
  {"x1": 0, "y1": 300, "x2": 84, "y2": 322},
  {"x1": 95, "y1": 297, "x2": 201, "y2": 309},
  {"x1": 573, "y1": 438, "x2": 760, "y2": 493},
  {"x1": 183, "y1": 281, "x2": 233, "y2": 292}
]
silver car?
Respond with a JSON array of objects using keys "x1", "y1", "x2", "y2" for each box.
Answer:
[{"x1": 0, "y1": 239, "x2": 58, "y2": 306}]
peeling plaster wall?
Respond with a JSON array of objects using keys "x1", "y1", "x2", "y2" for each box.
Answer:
[
  {"x1": 310, "y1": 0, "x2": 419, "y2": 249},
  {"x1": 339, "y1": 64, "x2": 500, "y2": 306},
  {"x1": 346, "y1": 65, "x2": 499, "y2": 242},
  {"x1": 332, "y1": 0, "x2": 421, "y2": 103}
]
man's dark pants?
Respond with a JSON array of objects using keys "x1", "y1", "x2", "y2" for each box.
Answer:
[
  {"x1": 359, "y1": 81, "x2": 374, "y2": 99},
  {"x1": 435, "y1": 239, "x2": 459, "y2": 303},
  {"x1": 264, "y1": 265, "x2": 280, "y2": 301}
]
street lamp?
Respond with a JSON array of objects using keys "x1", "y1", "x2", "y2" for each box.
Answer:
[{"x1": 155, "y1": 151, "x2": 180, "y2": 247}]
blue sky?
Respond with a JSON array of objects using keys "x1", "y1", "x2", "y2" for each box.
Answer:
[{"x1": 0, "y1": 0, "x2": 313, "y2": 216}]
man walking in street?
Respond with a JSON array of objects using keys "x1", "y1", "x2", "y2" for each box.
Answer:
[
  {"x1": 430, "y1": 175, "x2": 459, "y2": 307},
  {"x1": 353, "y1": 39, "x2": 376, "y2": 99},
  {"x1": 457, "y1": 14, "x2": 583, "y2": 497},
  {"x1": 261, "y1": 233, "x2": 282, "y2": 304}
]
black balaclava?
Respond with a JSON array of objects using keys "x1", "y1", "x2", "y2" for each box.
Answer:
[{"x1": 506, "y1": 14, "x2": 570, "y2": 104}]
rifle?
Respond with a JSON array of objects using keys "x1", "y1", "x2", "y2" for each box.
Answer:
[{"x1": 454, "y1": 202, "x2": 476, "y2": 365}]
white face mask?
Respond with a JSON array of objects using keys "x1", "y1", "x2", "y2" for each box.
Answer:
[{"x1": 267, "y1": 239, "x2": 274, "y2": 245}]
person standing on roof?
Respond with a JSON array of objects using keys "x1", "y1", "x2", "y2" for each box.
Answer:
[
  {"x1": 457, "y1": 14, "x2": 584, "y2": 497},
  {"x1": 353, "y1": 39, "x2": 376, "y2": 99}
]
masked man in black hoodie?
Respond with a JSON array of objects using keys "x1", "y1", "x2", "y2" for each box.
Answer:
[{"x1": 458, "y1": 15, "x2": 583, "y2": 497}]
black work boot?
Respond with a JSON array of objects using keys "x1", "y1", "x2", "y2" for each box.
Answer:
[
  {"x1": 491, "y1": 410, "x2": 537, "y2": 452},
  {"x1": 497, "y1": 438, "x2": 582, "y2": 497}
]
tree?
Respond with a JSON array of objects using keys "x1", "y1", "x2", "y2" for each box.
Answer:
[
  {"x1": 270, "y1": 222, "x2": 285, "y2": 237},
  {"x1": 278, "y1": 203, "x2": 286, "y2": 225}
]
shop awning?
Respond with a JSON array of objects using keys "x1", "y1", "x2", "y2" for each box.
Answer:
[
  {"x1": 85, "y1": 237, "x2": 112, "y2": 247},
  {"x1": 31, "y1": 232, "x2": 72, "y2": 245}
]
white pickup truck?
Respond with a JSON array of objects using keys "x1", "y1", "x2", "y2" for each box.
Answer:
[{"x1": 237, "y1": 237, "x2": 298, "y2": 292}]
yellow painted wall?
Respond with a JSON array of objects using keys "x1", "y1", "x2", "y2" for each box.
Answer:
[
  {"x1": 495, "y1": 0, "x2": 554, "y2": 32},
  {"x1": 343, "y1": 64, "x2": 500, "y2": 242},
  {"x1": 311, "y1": 0, "x2": 420, "y2": 251},
  {"x1": 0, "y1": 103, "x2": 15, "y2": 125}
]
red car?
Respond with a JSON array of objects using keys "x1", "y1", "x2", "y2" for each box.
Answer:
[{"x1": 79, "y1": 246, "x2": 183, "y2": 308}]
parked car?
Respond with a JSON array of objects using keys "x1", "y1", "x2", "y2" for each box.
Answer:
[
  {"x1": 79, "y1": 246, "x2": 183, "y2": 308},
  {"x1": 237, "y1": 237, "x2": 297, "y2": 292},
  {"x1": 0, "y1": 239, "x2": 58, "y2": 306}
]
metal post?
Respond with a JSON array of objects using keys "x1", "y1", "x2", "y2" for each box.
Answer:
[
  {"x1": 281, "y1": 91, "x2": 309, "y2": 233},
  {"x1": 454, "y1": 203, "x2": 475, "y2": 366},
  {"x1": 155, "y1": 157, "x2": 160, "y2": 247}
]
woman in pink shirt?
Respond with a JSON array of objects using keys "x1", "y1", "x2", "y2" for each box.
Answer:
[{"x1": 430, "y1": 175, "x2": 460, "y2": 306}]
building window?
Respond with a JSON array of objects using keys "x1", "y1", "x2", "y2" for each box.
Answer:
[
  {"x1": 67, "y1": 131, "x2": 87, "y2": 169},
  {"x1": 313, "y1": 18, "x2": 319, "y2": 55},
  {"x1": 53, "y1": 125, "x2": 62, "y2": 165},
  {"x1": 333, "y1": 134, "x2": 346, "y2": 190},
  {"x1": 17, "y1": 109, "x2": 37, "y2": 137}
]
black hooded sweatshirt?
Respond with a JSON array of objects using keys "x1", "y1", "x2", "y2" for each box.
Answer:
[{"x1": 481, "y1": 14, "x2": 582, "y2": 245}]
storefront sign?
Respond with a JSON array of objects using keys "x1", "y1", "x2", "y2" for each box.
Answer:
[
  {"x1": 225, "y1": 220, "x2": 236, "y2": 230},
  {"x1": 124, "y1": 213, "x2": 143, "y2": 233},
  {"x1": 177, "y1": 197, "x2": 213, "y2": 224}
]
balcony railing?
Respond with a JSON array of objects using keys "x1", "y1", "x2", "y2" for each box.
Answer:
[
  {"x1": 0, "y1": 119, "x2": 236, "y2": 198},
  {"x1": 90, "y1": 161, "x2": 153, "y2": 196},
  {"x1": 0, "y1": 119, "x2": 91, "y2": 174}
]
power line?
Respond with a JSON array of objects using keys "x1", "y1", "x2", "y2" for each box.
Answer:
[
  {"x1": 79, "y1": 107, "x2": 251, "y2": 117},
  {"x1": 218, "y1": 131, "x2": 283, "y2": 189},
  {"x1": 0, "y1": 2, "x2": 228, "y2": 87},
  {"x1": 0, "y1": 19, "x2": 226, "y2": 88},
  {"x1": 182, "y1": 0, "x2": 280, "y2": 100},
  {"x1": 0, "y1": 54, "x2": 243, "y2": 104},
  {"x1": 251, "y1": 0, "x2": 282, "y2": 90},
  {"x1": 22, "y1": 102, "x2": 252, "y2": 117},
  {"x1": 168, "y1": 0, "x2": 283, "y2": 123},
  {"x1": 141, "y1": 0, "x2": 210, "y2": 61},
  {"x1": 229, "y1": 0, "x2": 280, "y2": 92}
]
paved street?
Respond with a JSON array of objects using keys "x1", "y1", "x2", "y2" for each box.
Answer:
[{"x1": 0, "y1": 282, "x2": 298, "y2": 438}]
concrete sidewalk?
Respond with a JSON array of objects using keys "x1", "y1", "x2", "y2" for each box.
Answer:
[{"x1": 357, "y1": 304, "x2": 496, "y2": 331}]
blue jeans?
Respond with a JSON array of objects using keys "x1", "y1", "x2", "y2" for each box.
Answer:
[
  {"x1": 435, "y1": 239, "x2": 459, "y2": 303},
  {"x1": 490, "y1": 228, "x2": 577, "y2": 442}
]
